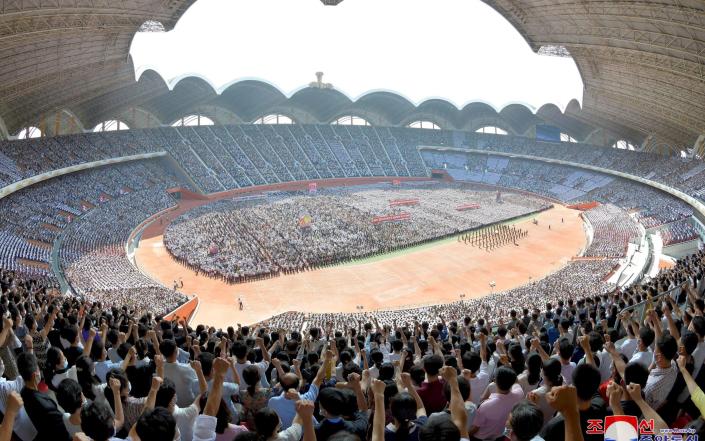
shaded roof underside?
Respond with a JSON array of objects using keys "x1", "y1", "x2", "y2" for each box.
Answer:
[
  {"x1": 482, "y1": 0, "x2": 705, "y2": 150},
  {"x1": 0, "y1": 0, "x2": 702, "y2": 151}
]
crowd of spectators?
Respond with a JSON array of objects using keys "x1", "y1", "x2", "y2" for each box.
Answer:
[
  {"x1": 582, "y1": 204, "x2": 641, "y2": 258},
  {"x1": 60, "y1": 188, "x2": 187, "y2": 316},
  {"x1": 0, "y1": 245, "x2": 701, "y2": 441},
  {"x1": 3, "y1": 125, "x2": 705, "y2": 207},
  {"x1": 0, "y1": 160, "x2": 180, "y2": 282},
  {"x1": 263, "y1": 259, "x2": 617, "y2": 332},
  {"x1": 658, "y1": 219, "x2": 701, "y2": 246},
  {"x1": 164, "y1": 185, "x2": 548, "y2": 283}
]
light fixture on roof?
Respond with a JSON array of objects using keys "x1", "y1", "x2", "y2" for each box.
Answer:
[
  {"x1": 320, "y1": 0, "x2": 344, "y2": 4},
  {"x1": 309, "y1": 72, "x2": 334, "y2": 89}
]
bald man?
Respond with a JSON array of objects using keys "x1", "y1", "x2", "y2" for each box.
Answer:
[{"x1": 269, "y1": 370, "x2": 324, "y2": 429}]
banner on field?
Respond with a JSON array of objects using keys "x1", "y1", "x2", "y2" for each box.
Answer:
[
  {"x1": 456, "y1": 204, "x2": 480, "y2": 211},
  {"x1": 389, "y1": 199, "x2": 419, "y2": 207},
  {"x1": 372, "y1": 212, "x2": 411, "y2": 224}
]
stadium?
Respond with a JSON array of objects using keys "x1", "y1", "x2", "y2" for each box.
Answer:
[{"x1": 1, "y1": 1, "x2": 705, "y2": 441}]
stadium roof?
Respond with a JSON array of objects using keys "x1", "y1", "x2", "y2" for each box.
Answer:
[
  {"x1": 483, "y1": 0, "x2": 705, "y2": 153},
  {"x1": 0, "y1": 0, "x2": 703, "y2": 154}
]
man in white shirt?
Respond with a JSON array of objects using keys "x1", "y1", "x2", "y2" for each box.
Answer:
[
  {"x1": 198, "y1": 352, "x2": 241, "y2": 422},
  {"x1": 617, "y1": 318, "x2": 639, "y2": 359},
  {"x1": 160, "y1": 339, "x2": 199, "y2": 408},
  {"x1": 689, "y1": 316, "x2": 705, "y2": 378},
  {"x1": 230, "y1": 337, "x2": 271, "y2": 386},
  {"x1": 643, "y1": 334, "x2": 679, "y2": 410},
  {"x1": 553, "y1": 338, "x2": 576, "y2": 386},
  {"x1": 629, "y1": 327, "x2": 655, "y2": 369},
  {"x1": 462, "y1": 351, "x2": 489, "y2": 406}
]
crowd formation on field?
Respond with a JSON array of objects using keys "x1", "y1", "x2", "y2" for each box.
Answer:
[{"x1": 164, "y1": 186, "x2": 549, "y2": 283}]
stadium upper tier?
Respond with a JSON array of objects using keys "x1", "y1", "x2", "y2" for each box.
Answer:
[{"x1": 2, "y1": 125, "x2": 705, "y2": 200}]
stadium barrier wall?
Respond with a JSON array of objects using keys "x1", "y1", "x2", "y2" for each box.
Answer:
[
  {"x1": 0, "y1": 152, "x2": 167, "y2": 199},
  {"x1": 124, "y1": 201, "x2": 201, "y2": 322},
  {"x1": 164, "y1": 296, "x2": 199, "y2": 322},
  {"x1": 420, "y1": 146, "x2": 705, "y2": 220}
]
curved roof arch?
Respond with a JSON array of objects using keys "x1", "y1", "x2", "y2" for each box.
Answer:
[
  {"x1": 288, "y1": 87, "x2": 352, "y2": 122},
  {"x1": 499, "y1": 103, "x2": 543, "y2": 135},
  {"x1": 398, "y1": 113, "x2": 452, "y2": 131},
  {"x1": 354, "y1": 91, "x2": 417, "y2": 125}
]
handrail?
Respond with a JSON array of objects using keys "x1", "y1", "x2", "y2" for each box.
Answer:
[{"x1": 616, "y1": 282, "x2": 686, "y2": 328}]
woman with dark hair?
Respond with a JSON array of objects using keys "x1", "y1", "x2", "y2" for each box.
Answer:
[
  {"x1": 197, "y1": 394, "x2": 247, "y2": 441},
  {"x1": 44, "y1": 346, "x2": 74, "y2": 392},
  {"x1": 517, "y1": 353, "x2": 542, "y2": 394},
  {"x1": 240, "y1": 364, "x2": 272, "y2": 428},
  {"x1": 26, "y1": 310, "x2": 55, "y2": 371},
  {"x1": 385, "y1": 372, "x2": 428, "y2": 441},
  {"x1": 370, "y1": 373, "x2": 428, "y2": 441},
  {"x1": 103, "y1": 368, "x2": 146, "y2": 436},
  {"x1": 245, "y1": 406, "x2": 306, "y2": 441},
  {"x1": 378, "y1": 362, "x2": 396, "y2": 382},
  {"x1": 507, "y1": 343, "x2": 525, "y2": 377},
  {"x1": 74, "y1": 355, "x2": 102, "y2": 400},
  {"x1": 529, "y1": 357, "x2": 564, "y2": 424},
  {"x1": 369, "y1": 349, "x2": 384, "y2": 379}
]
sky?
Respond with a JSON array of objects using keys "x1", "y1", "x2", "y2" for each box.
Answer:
[{"x1": 130, "y1": 0, "x2": 583, "y2": 112}]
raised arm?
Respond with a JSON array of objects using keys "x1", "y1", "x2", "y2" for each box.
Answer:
[
  {"x1": 0, "y1": 392, "x2": 22, "y2": 441},
  {"x1": 530, "y1": 336, "x2": 549, "y2": 362},
  {"x1": 296, "y1": 400, "x2": 317, "y2": 441},
  {"x1": 440, "y1": 366, "x2": 468, "y2": 438},
  {"x1": 371, "y1": 379, "x2": 386, "y2": 441},
  {"x1": 41, "y1": 310, "x2": 58, "y2": 340},
  {"x1": 347, "y1": 372, "x2": 368, "y2": 412},
  {"x1": 82, "y1": 328, "x2": 96, "y2": 357},
  {"x1": 256, "y1": 337, "x2": 271, "y2": 363},
  {"x1": 578, "y1": 336, "x2": 595, "y2": 367},
  {"x1": 143, "y1": 376, "x2": 163, "y2": 412},
  {"x1": 191, "y1": 360, "x2": 208, "y2": 396},
  {"x1": 663, "y1": 303, "x2": 680, "y2": 342},
  {"x1": 109, "y1": 378, "x2": 125, "y2": 430},
  {"x1": 648, "y1": 310, "x2": 663, "y2": 340},
  {"x1": 678, "y1": 354, "x2": 704, "y2": 415},
  {"x1": 401, "y1": 373, "x2": 426, "y2": 417},
  {"x1": 121, "y1": 346, "x2": 136, "y2": 372},
  {"x1": 626, "y1": 383, "x2": 669, "y2": 434},
  {"x1": 204, "y1": 357, "x2": 229, "y2": 417},
  {"x1": 605, "y1": 340, "x2": 626, "y2": 380},
  {"x1": 271, "y1": 358, "x2": 286, "y2": 383},
  {"x1": 547, "y1": 386, "x2": 584, "y2": 441}
]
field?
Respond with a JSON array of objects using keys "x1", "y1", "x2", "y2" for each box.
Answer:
[{"x1": 135, "y1": 190, "x2": 586, "y2": 328}]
